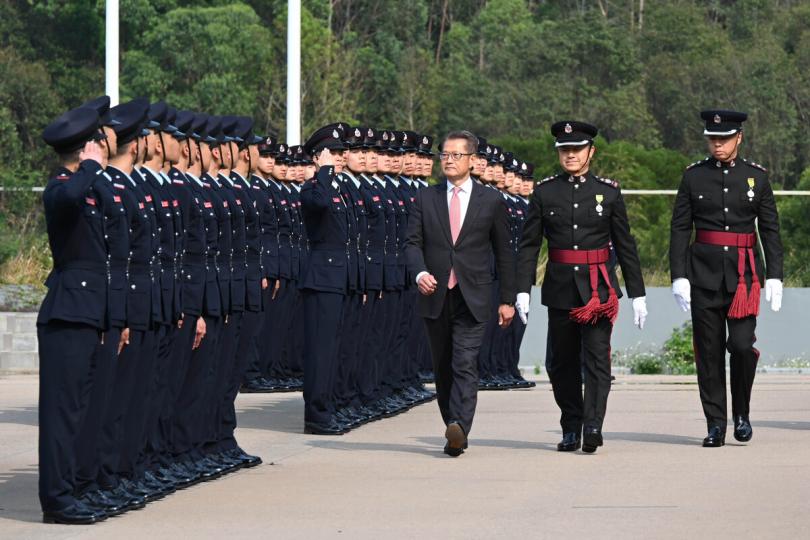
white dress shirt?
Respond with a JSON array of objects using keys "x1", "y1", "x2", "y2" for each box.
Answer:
[{"x1": 415, "y1": 176, "x2": 473, "y2": 285}]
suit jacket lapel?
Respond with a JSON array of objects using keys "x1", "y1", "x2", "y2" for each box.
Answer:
[
  {"x1": 456, "y1": 180, "x2": 483, "y2": 245},
  {"x1": 434, "y1": 180, "x2": 452, "y2": 245}
]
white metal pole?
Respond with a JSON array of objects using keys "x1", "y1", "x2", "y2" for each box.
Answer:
[
  {"x1": 286, "y1": 0, "x2": 301, "y2": 145},
  {"x1": 105, "y1": 0, "x2": 120, "y2": 105}
]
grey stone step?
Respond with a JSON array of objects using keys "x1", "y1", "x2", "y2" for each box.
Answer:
[
  {"x1": 0, "y1": 332, "x2": 38, "y2": 352},
  {"x1": 0, "y1": 351, "x2": 39, "y2": 371}
]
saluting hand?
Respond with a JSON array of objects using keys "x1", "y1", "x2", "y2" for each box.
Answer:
[
  {"x1": 316, "y1": 147, "x2": 335, "y2": 167},
  {"x1": 79, "y1": 140, "x2": 104, "y2": 166},
  {"x1": 418, "y1": 273, "x2": 438, "y2": 295}
]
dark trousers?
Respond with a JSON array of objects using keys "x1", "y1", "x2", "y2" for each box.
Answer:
[
  {"x1": 218, "y1": 309, "x2": 262, "y2": 450},
  {"x1": 264, "y1": 279, "x2": 295, "y2": 379},
  {"x1": 73, "y1": 327, "x2": 120, "y2": 495},
  {"x1": 477, "y1": 282, "x2": 500, "y2": 380},
  {"x1": 692, "y1": 286, "x2": 759, "y2": 430},
  {"x1": 213, "y1": 311, "x2": 243, "y2": 452},
  {"x1": 143, "y1": 324, "x2": 177, "y2": 472},
  {"x1": 172, "y1": 315, "x2": 222, "y2": 460},
  {"x1": 423, "y1": 287, "x2": 486, "y2": 436},
  {"x1": 98, "y1": 328, "x2": 156, "y2": 488},
  {"x1": 302, "y1": 290, "x2": 344, "y2": 425},
  {"x1": 122, "y1": 329, "x2": 157, "y2": 477},
  {"x1": 336, "y1": 292, "x2": 363, "y2": 409},
  {"x1": 546, "y1": 307, "x2": 613, "y2": 434},
  {"x1": 37, "y1": 322, "x2": 100, "y2": 511},
  {"x1": 359, "y1": 290, "x2": 383, "y2": 404}
]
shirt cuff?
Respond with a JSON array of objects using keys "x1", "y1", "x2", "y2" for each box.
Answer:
[{"x1": 415, "y1": 271, "x2": 429, "y2": 285}]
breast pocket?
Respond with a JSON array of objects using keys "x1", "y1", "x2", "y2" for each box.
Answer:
[{"x1": 692, "y1": 192, "x2": 713, "y2": 208}]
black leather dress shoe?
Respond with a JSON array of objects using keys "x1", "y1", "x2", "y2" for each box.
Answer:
[
  {"x1": 733, "y1": 415, "x2": 753, "y2": 442},
  {"x1": 305, "y1": 420, "x2": 347, "y2": 435},
  {"x1": 80, "y1": 489, "x2": 127, "y2": 516},
  {"x1": 444, "y1": 422, "x2": 467, "y2": 457},
  {"x1": 43, "y1": 501, "x2": 106, "y2": 525},
  {"x1": 557, "y1": 432, "x2": 581, "y2": 452},
  {"x1": 582, "y1": 428, "x2": 604, "y2": 453},
  {"x1": 240, "y1": 379, "x2": 272, "y2": 393},
  {"x1": 703, "y1": 426, "x2": 726, "y2": 447},
  {"x1": 230, "y1": 448, "x2": 263, "y2": 468}
]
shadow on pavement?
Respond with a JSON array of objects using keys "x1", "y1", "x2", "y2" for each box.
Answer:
[
  {"x1": 0, "y1": 406, "x2": 38, "y2": 428},
  {"x1": 608, "y1": 432, "x2": 703, "y2": 446},
  {"x1": 752, "y1": 420, "x2": 810, "y2": 431},
  {"x1": 0, "y1": 465, "x2": 42, "y2": 524},
  {"x1": 234, "y1": 394, "x2": 304, "y2": 434}
]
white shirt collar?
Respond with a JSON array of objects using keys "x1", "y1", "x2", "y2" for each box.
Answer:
[{"x1": 447, "y1": 177, "x2": 473, "y2": 194}]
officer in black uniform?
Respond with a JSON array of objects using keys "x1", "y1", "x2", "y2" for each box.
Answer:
[
  {"x1": 516, "y1": 121, "x2": 647, "y2": 454},
  {"x1": 300, "y1": 125, "x2": 351, "y2": 435},
  {"x1": 669, "y1": 110, "x2": 784, "y2": 447},
  {"x1": 96, "y1": 99, "x2": 163, "y2": 508},
  {"x1": 38, "y1": 106, "x2": 111, "y2": 524}
]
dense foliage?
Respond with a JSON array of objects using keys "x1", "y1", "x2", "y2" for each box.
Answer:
[{"x1": 1, "y1": 0, "x2": 809, "y2": 285}]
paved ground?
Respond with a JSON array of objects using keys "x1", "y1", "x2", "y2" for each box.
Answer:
[{"x1": 1, "y1": 373, "x2": 809, "y2": 539}]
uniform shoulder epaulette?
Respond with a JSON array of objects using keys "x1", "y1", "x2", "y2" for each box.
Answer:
[
  {"x1": 742, "y1": 158, "x2": 767, "y2": 172},
  {"x1": 595, "y1": 176, "x2": 619, "y2": 188},
  {"x1": 685, "y1": 157, "x2": 709, "y2": 171},
  {"x1": 537, "y1": 174, "x2": 558, "y2": 185}
]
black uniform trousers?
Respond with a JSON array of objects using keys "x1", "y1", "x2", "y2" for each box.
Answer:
[
  {"x1": 172, "y1": 315, "x2": 223, "y2": 461},
  {"x1": 97, "y1": 328, "x2": 156, "y2": 489},
  {"x1": 143, "y1": 323, "x2": 178, "y2": 472},
  {"x1": 302, "y1": 290, "x2": 345, "y2": 425},
  {"x1": 336, "y1": 291, "x2": 363, "y2": 409},
  {"x1": 358, "y1": 291, "x2": 383, "y2": 405},
  {"x1": 73, "y1": 327, "x2": 120, "y2": 495},
  {"x1": 423, "y1": 287, "x2": 486, "y2": 436},
  {"x1": 691, "y1": 285, "x2": 758, "y2": 430},
  {"x1": 546, "y1": 307, "x2": 613, "y2": 434},
  {"x1": 37, "y1": 322, "x2": 101, "y2": 511},
  {"x1": 211, "y1": 311, "x2": 243, "y2": 453}
]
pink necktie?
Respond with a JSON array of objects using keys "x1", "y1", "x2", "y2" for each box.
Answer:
[{"x1": 448, "y1": 186, "x2": 461, "y2": 289}]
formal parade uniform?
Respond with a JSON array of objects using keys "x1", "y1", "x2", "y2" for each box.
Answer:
[
  {"x1": 670, "y1": 110, "x2": 783, "y2": 447},
  {"x1": 516, "y1": 121, "x2": 646, "y2": 454},
  {"x1": 35, "y1": 91, "x2": 547, "y2": 522}
]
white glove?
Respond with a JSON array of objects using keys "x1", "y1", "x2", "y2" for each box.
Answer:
[
  {"x1": 672, "y1": 278, "x2": 691, "y2": 312},
  {"x1": 632, "y1": 297, "x2": 648, "y2": 330},
  {"x1": 515, "y1": 292, "x2": 531, "y2": 324},
  {"x1": 765, "y1": 279, "x2": 783, "y2": 312}
]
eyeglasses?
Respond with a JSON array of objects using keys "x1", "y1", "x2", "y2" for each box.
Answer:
[{"x1": 438, "y1": 152, "x2": 472, "y2": 161}]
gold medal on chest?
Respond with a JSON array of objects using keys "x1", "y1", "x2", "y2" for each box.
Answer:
[
  {"x1": 595, "y1": 194, "x2": 604, "y2": 214},
  {"x1": 747, "y1": 178, "x2": 755, "y2": 199}
]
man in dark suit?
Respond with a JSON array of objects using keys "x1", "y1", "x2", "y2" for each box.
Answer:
[{"x1": 405, "y1": 130, "x2": 515, "y2": 457}]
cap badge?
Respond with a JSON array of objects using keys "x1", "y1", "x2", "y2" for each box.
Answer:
[
  {"x1": 332, "y1": 129, "x2": 339, "y2": 138},
  {"x1": 714, "y1": 114, "x2": 722, "y2": 124},
  {"x1": 522, "y1": 163, "x2": 527, "y2": 171},
  {"x1": 564, "y1": 123, "x2": 572, "y2": 134},
  {"x1": 422, "y1": 136, "x2": 428, "y2": 144},
  {"x1": 354, "y1": 128, "x2": 361, "y2": 137},
  {"x1": 368, "y1": 129, "x2": 374, "y2": 137},
  {"x1": 403, "y1": 133, "x2": 408, "y2": 141}
]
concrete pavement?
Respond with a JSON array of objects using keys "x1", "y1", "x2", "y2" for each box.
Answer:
[{"x1": 1, "y1": 373, "x2": 809, "y2": 539}]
